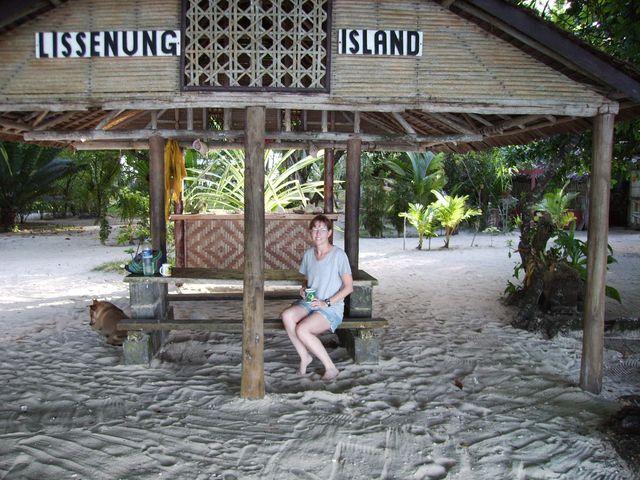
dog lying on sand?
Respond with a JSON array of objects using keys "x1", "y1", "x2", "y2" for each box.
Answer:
[{"x1": 89, "y1": 300, "x2": 128, "y2": 346}]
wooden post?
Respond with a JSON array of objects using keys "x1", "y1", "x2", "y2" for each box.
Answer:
[
  {"x1": 149, "y1": 136, "x2": 166, "y2": 260},
  {"x1": 580, "y1": 112, "x2": 614, "y2": 394},
  {"x1": 241, "y1": 106, "x2": 266, "y2": 399},
  {"x1": 345, "y1": 138, "x2": 361, "y2": 273},
  {"x1": 174, "y1": 200, "x2": 185, "y2": 268},
  {"x1": 324, "y1": 148, "x2": 335, "y2": 213}
]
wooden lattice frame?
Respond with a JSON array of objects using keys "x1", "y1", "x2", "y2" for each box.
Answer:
[{"x1": 181, "y1": 0, "x2": 331, "y2": 92}]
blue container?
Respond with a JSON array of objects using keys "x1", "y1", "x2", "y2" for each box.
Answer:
[{"x1": 142, "y1": 249, "x2": 154, "y2": 276}]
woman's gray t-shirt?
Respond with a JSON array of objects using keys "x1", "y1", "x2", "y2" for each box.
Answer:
[{"x1": 299, "y1": 246, "x2": 352, "y2": 318}]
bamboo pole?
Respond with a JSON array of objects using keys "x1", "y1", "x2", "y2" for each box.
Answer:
[
  {"x1": 580, "y1": 112, "x2": 614, "y2": 394},
  {"x1": 324, "y1": 148, "x2": 335, "y2": 213},
  {"x1": 241, "y1": 106, "x2": 266, "y2": 399},
  {"x1": 149, "y1": 136, "x2": 167, "y2": 261},
  {"x1": 345, "y1": 138, "x2": 361, "y2": 272}
]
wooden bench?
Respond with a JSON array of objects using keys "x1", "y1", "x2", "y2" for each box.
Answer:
[{"x1": 122, "y1": 268, "x2": 385, "y2": 365}]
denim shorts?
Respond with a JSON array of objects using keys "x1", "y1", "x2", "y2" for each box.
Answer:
[{"x1": 293, "y1": 300, "x2": 343, "y2": 333}]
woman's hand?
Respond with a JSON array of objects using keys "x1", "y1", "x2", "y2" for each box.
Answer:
[{"x1": 310, "y1": 299, "x2": 327, "y2": 308}]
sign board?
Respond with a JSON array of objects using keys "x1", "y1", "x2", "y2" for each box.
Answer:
[
  {"x1": 337, "y1": 29, "x2": 423, "y2": 56},
  {"x1": 35, "y1": 31, "x2": 180, "y2": 58}
]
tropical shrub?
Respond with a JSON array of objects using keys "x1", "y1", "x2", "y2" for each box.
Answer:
[
  {"x1": 183, "y1": 149, "x2": 325, "y2": 213},
  {"x1": 0, "y1": 142, "x2": 73, "y2": 231},
  {"x1": 398, "y1": 203, "x2": 438, "y2": 250},
  {"x1": 431, "y1": 190, "x2": 482, "y2": 248},
  {"x1": 385, "y1": 152, "x2": 446, "y2": 234},
  {"x1": 361, "y1": 152, "x2": 388, "y2": 237}
]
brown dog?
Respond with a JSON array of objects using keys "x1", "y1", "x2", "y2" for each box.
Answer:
[{"x1": 89, "y1": 300, "x2": 128, "y2": 346}]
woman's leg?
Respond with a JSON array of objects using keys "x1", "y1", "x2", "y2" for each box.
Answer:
[
  {"x1": 281, "y1": 305, "x2": 313, "y2": 374},
  {"x1": 295, "y1": 313, "x2": 339, "y2": 380}
]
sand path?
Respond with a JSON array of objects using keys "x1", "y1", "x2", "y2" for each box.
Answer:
[{"x1": 0, "y1": 227, "x2": 638, "y2": 479}]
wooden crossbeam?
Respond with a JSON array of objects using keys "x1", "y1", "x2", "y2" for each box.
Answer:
[
  {"x1": 428, "y1": 113, "x2": 477, "y2": 134},
  {"x1": 26, "y1": 129, "x2": 483, "y2": 144},
  {"x1": 119, "y1": 317, "x2": 388, "y2": 332},
  {"x1": 34, "y1": 111, "x2": 77, "y2": 131},
  {"x1": 392, "y1": 112, "x2": 416, "y2": 134}
]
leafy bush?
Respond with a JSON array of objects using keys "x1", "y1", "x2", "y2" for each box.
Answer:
[{"x1": 398, "y1": 203, "x2": 438, "y2": 250}]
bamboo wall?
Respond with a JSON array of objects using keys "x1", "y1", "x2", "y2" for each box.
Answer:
[{"x1": 0, "y1": 0, "x2": 605, "y2": 109}]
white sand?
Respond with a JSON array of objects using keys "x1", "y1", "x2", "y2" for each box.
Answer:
[{"x1": 0, "y1": 224, "x2": 638, "y2": 479}]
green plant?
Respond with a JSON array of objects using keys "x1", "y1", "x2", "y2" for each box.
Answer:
[
  {"x1": 431, "y1": 190, "x2": 482, "y2": 248},
  {"x1": 399, "y1": 203, "x2": 438, "y2": 250},
  {"x1": 0, "y1": 142, "x2": 73, "y2": 231},
  {"x1": 548, "y1": 229, "x2": 621, "y2": 302},
  {"x1": 361, "y1": 153, "x2": 388, "y2": 237},
  {"x1": 534, "y1": 181, "x2": 578, "y2": 229},
  {"x1": 483, "y1": 226, "x2": 501, "y2": 247},
  {"x1": 99, "y1": 215, "x2": 111, "y2": 245},
  {"x1": 184, "y1": 149, "x2": 325, "y2": 213}
]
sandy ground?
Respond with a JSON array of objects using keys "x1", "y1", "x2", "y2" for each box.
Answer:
[{"x1": 0, "y1": 223, "x2": 638, "y2": 479}]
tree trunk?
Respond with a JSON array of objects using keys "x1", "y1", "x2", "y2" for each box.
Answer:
[{"x1": 0, "y1": 207, "x2": 16, "y2": 232}]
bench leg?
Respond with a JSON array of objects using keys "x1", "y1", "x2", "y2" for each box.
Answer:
[
  {"x1": 123, "y1": 282, "x2": 169, "y2": 365},
  {"x1": 123, "y1": 330, "x2": 168, "y2": 365},
  {"x1": 336, "y1": 328, "x2": 379, "y2": 364}
]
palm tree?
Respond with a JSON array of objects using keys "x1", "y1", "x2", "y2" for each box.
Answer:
[
  {"x1": 431, "y1": 190, "x2": 482, "y2": 248},
  {"x1": 385, "y1": 151, "x2": 447, "y2": 233},
  {"x1": 183, "y1": 149, "x2": 325, "y2": 213},
  {"x1": 398, "y1": 203, "x2": 438, "y2": 250},
  {"x1": 0, "y1": 142, "x2": 73, "y2": 231}
]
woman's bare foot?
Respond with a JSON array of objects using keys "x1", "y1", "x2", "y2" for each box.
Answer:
[
  {"x1": 298, "y1": 353, "x2": 313, "y2": 375},
  {"x1": 321, "y1": 367, "x2": 339, "y2": 381}
]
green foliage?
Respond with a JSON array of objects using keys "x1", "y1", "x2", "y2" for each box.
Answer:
[
  {"x1": 443, "y1": 150, "x2": 518, "y2": 229},
  {"x1": 0, "y1": 141, "x2": 73, "y2": 231},
  {"x1": 534, "y1": 181, "x2": 578, "y2": 229},
  {"x1": 398, "y1": 203, "x2": 438, "y2": 250},
  {"x1": 184, "y1": 149, "x2": 325, "y2": 213},
  {"x1": 431, "y1": 190, "x2": 482, "y2": 248},
  {"x1": 384, "y1": 151, "x2": 446, "y2": 234},
  {"x1": 99, "y1": 215, "x2": 111, "y2": 245}
]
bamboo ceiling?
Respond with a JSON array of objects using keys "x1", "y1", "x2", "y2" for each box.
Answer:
[{"x1": 0, "y1": 0, "x2": 639, "y2": 153}]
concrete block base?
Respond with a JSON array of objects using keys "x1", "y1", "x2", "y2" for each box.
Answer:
[{"x1": 337, "y1": 328, "x2": 379, "y2": 364}]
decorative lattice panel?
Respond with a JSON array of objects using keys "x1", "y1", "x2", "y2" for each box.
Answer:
[
  {"x1": 182, "y1": 0, "x2": 331, "y2": 92},
  {"x1": 183, "y1": 218, "x2": 313, "y2": 270}
]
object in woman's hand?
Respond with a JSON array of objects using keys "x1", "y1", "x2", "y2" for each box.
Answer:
[{"x1": 304, "y1": 288, "x2": 317, "y2": 302}]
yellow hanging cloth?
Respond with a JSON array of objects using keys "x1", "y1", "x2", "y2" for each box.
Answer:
[{"x1": 164, "y1": 140, "x2": 187, "y2": 221}]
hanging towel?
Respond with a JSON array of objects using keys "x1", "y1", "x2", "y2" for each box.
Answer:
[{"x1": 164, "y1": 140, "x2": 187, "y2": 221}]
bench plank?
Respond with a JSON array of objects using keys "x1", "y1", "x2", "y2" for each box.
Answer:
[
  {"x1": 125, "y1": 268, "x2": 378, "y2": 286},
  {"x1": 120, "y1": 317, "x2": 388, "y2": 332}
]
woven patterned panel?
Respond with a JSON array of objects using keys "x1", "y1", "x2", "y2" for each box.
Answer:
[
  {"x1": 184, "y1": 218, "x2": 313, "y2": 270},
  {"x1": 183, "y1": 0, "x2": 329, "y2": 91}
]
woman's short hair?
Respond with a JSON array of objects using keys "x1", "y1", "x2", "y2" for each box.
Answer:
[{"x1": 309, "y1": 214, "x2": 332, "y2": 231}]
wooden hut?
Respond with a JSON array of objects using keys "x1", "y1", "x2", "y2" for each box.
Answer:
[{"x1": 1, "y1": 0, "x2": 639, "y2": 398}]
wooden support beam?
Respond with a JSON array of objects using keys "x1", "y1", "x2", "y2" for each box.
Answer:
[
  {"x1": 303, "y1": 110, "x2": 308, "y2": 131},
  {"x1": 241, "y1": 106, "x2": 266, "y2": 400},
  {"x1": 202, "y1": 108, "x2": 207, "y2": 130},
  {"x1": 324, "y1": 148, "x2": 335, "y2": 213},
  {"x1": 149, "y1": 135, "x2": 167, "y2": 262},
  {"x1": 284, "y1": 109, "x2": 292, "y2": 132},
  {"x1": 223, "y1": 108, "x2": 232, "y2": 130},
  {"x1": 151, "y1": 111, "x2": 158, "y2": 130},
  {"x1": 95, "y1": 110, "x2": 124, "y2": 130},
  {"x1": 580, "y1": 112, "x2": 615, "y2": 394},
  {"x1": 31, "y1": 110, "x2": 49, "y2": 128},
  {"x1": 392, "y1": 112, "x2": 416, "y2": 134},
  {"x1": 34, "y1": 111, "x2": 77, "y2": 131},
  {"x1": 429, "y1": 113, "x2": 476, "y2": 134},
  {"x1": 25, "y1": 129, "x2": 482, "y2": 144},
  {"x1": 321, "y1": 110, "x2": 328, "y2": 132},
  {"x1": 174, "y1": 109, "x2": 180, "y2": 129},
  {"x1": 354, "y1": 111, "x2": 361, "y2": 133},
  {"x1": 187, "y1": 108, "x2": 194, "y2": 131},
  {"x1": 481, "y1": 114, "x2": 546, "y2": 135},
  {"x1": 468, "y1": 112, "x2": 493, "y2": 127},
  {"x1": 0, "y1": 118, "x2": 30, "y2": 131},
  {"x1": 345, "y1": 138, "x2": 362, "y2": 273}
]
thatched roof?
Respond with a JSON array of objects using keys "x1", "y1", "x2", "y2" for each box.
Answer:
[{"x1": 0, "y1": 0, "x2": 638, "y2": 152}]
